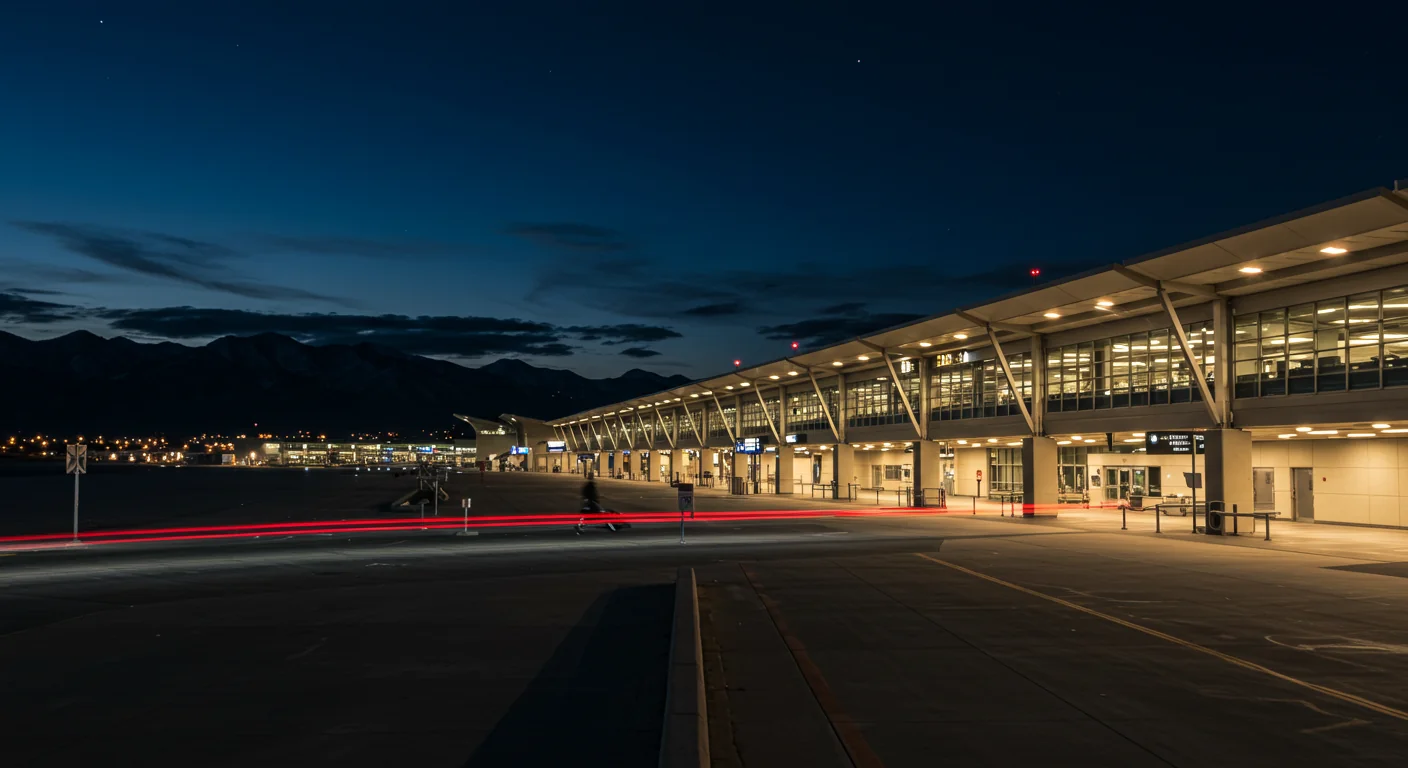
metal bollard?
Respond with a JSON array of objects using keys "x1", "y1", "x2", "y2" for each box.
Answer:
[
  {"x1": 1121, "y1": 504, "x2": 1126, "y2": 530},
  {"x1": 1155, "y1": 504, "x2": 1161, "y2": 534},
  {"x1": 1264, "y1": 514, "x2": 1271, "y2": 542}
]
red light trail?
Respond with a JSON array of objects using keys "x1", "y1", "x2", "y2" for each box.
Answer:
[{"x1": 0, "y1": 507, "x2": 949, "y2": 551}]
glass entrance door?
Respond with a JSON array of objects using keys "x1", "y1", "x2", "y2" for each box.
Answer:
[{"x1": 1104, "y1": 467, "x2": 1148, "y2": 501}]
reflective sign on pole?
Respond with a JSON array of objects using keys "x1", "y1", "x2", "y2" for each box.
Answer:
[{"x1": 66, "y1": 444, "x2": 88, "y2": 475}]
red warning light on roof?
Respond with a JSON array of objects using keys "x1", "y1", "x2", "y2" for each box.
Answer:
[
  {"x1": 791, "y1": 341, "x2": 799, "y2": 350},
  {"x1": 733, "y1": 359, "x2": 741, "y2": 367},
  {"x1": 1030, "y1": 268, "x2": 1041, "y2": 277}
]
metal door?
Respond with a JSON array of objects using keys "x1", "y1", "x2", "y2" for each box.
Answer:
[
  {"x1": 1253, "y1": 468, "x2": 1275, "y2": 510},
  {"x1": 872, "y1": 465, "x2": 884, "y2": 489},
  {"x1": 1292, "y1": 468, "x2": 1314, "y2": 521}
]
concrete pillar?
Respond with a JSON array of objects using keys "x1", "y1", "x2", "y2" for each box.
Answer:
[
  {"x1": 731, "y1": 451, "x2": 750, "y2": 494},
  {"x1": 832, "y1": 444, "x2": 856, "y2": 499},
  {"x1": 1022, "y1": 436, "x2": 1058, "y2": 516},
  {"x1": 1213, "y1": 298, "x2": 1232, "y2": 425},
  {"x1": 641, "y1": 451, "x2": 652, "y2": 481},
  {"x1": 1030, "y1": 334, "x2": 1046, "y2": 436},
  {"x1": 699, "y1": 449, "x2": 715, "y2": 486},
  {"x1": 1205, "y1": 428, "x2": 1253, "y2": 517},
  {"x1": 913, "y1": 440, "x2": 943, "y2": 506},
  {"x1": 611, "y1": 450, "x2": 624, "y2": 479},
  {"x1": 656, "y1": 451, "x2": 669, "y2": 483},
  {"x1": 776, "y1": 447, "x2": 795, "y2": 494}
]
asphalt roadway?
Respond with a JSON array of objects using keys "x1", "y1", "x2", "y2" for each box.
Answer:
[{"x1": 5, "y1": 472, "x2": 1408, "y2": 766}]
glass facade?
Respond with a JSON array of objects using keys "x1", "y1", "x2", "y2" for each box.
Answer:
[
  {"x1": 1235, "y1": 286, "x2": 1408, "y2": 397},
  {"x1": 988, "y1": 448, "x2": 1022, "y2": 496},
  {"x1": 739, "y1": 396, "x2": 779, "y2": 436},
  {"x1": 1045, "y1": 323, "x2": 1212, "y2": 412},
  {"x1": 930, "y1": 354, "x2": 1032, "y2": 421},
  {"x1": 707, "y1": 403, "x2": 736, "y2": 439},
  {"x1": 785, "y1": 387, "x2": 839, "y2": 434},
  {"x1": 846, "y1": 366, "x2": 921, "y2": 428}
]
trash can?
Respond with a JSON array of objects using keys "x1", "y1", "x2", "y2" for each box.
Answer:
[
  {"x1": 1205, "y1": 500, "x2": 1225, "y2": 535},
  {"x1": 731, "y1": 476, "x2": 746, "y2": 495}
]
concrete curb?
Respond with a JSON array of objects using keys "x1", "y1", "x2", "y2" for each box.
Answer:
[{"x1": 659, "y1": 566, "x2": 709, "y2": 768}]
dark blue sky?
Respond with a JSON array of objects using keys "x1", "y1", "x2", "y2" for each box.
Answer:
[{"x1": 2, "y1": 2, "x2": 1405, "y2": 377}]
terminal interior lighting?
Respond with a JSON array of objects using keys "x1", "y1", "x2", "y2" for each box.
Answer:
[
  {"x1": 769, "y1": 375, "x2": 780, "y2": 380},
  {"x1": 1295, "y1": 427, "x2": 1312, "y2": 432},
  {"x1": 1382, "y1": 428, "x2": 1408, "y2": 434},
  {"x1": 857, "y1": 355, "x2": 870, "y2": 361},
  {"x1": 1278, "y1": 434, "x2": 1296, "y2": 439},
  {"x1": 1347, "y1": 433, "x2": 1378, "y2": 438},
  {"x1": 953, "y1": 333, "x2": 968, "y2": 340},
  {"x1": 919, "y1": 341, "x2": 932, "y2": 347},
  {"x1": 832, "y1": 361, "x2": 844, "y2": 366},
  {"x1": 1320, "y1": 246, "x2": 1348, "y2": 255},
  {"x1": 1373, "y1": 423, "x2": 1391, "y2": 429},
  {"x1": 1308, "y1": 429, "x2": 1338, "y2": 435},
  {"x1": 1239, "y1": 266, "x2": 1263, "y2": 274},
  {"x1": 1043, "y1": 312, "x2": 1061, "y2": 319},
  {"x1": 787, "y1": 371, "x2": 799, "y2": 376},
  {"x1": 1097, "y1": 300, "x2": 1114, "y2": 307}
]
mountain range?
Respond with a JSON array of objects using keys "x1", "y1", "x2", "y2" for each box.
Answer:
[{"x1": 0, "y1": 331, "x2": 690, "y2": 437}]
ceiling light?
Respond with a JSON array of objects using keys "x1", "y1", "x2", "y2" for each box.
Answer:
[
  {"x1": 787, "y1": 371, "x2": 799, "y2": 376},
  {"x1": 882, "y1": 442, "x2": 892, "y2": 447},
  {"x1": 702, "y1": 391, "x2": 712, "y2": 395},
  {"x1": 832, "y1": 361, "x2": 844, "y2": 367},
  {"x1": 857, "y1": 355, "x2": 870, "y2": 361},
  {"x1": 769, "y1": 375, "x2": 780, "y2": 380},
  {"x1": 1278, "y1": 434, "x2": 1296, "y2": 439},
  {"x1": 1043, "y1": 312, "x2": 1061, "y2": 319},
  {"x1": 739, "y1": 382, "x2": 750, "y2": 387},
  {"x1": 1006, "y1": 441, "x2": 1022, "y2": 446},
  {"x1": 690, "y1": 393, "x2": 699, "y2": 398},
  {"x1": 1320, "y1": 246, "x2": 1348, "y2": 255},
  {"x1": 956, "y1": 440, "x2": 967, "y2": 445},
  {"x1": 877, "y1": 376, "x2": 889, "y2": 381},
  {"x1": 1347, "y1": 433, "x2": 1377, "y2": 438},
  {"x1": 1239, "y1": 266, "x2": 1263, "y2": 274},
  {"x1": 1294, "y1": 426, "x2": 1312, "y2": 432},
  {"x1": 1084, "y1": 439, "x2": 1096, "y2": 443},
  {"x1": 954, "y1": 333, "x2": 968, "y2": 340},
  {"x1": 1057, "y1": 440, "x2": 1071, "y2": 445},
  {"x1": 1373, "y1": 423, "x2": 1391, "y2": 429},
  {"x1": 1384, "y1": 429, "x2": 1408, "y2": 434},
  {"x1": 919, "y1": 341, "x2": 932, "y2": 347},
  {"x1": 1071, "y1": 435, "x2": 1082, "y2": 440},
  {"x1": 1123, "y1": 438, "x2": 1143, "y2": 443},
  {"x1": 1096, "y1": 300, "x2": 1114, "y2": 308},
  {"x1": 1308, "y1": 429, "x2": 1337, "y2": 435},
  {"x1": 1132, "y1": 432, "x2": 1145, "y2": 437},
  {"x1": 987, "y1": 438, "x2": 997, "y2": 443},
  {"x1": 725, "y1": 385, "x2": 734, "y2": 390}
]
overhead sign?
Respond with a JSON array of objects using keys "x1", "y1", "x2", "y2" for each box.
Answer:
[
  {"x1": 1146, "y1": 431, "x2": 1205, "y2": 455},
  {"x1": 735, "y1": 437, "x2": 765, "y2": 455},
  {"x1": 546, "y1": 440, "x2": 566, "y2": 453},
  {"x1": 509, "y1": 446, "x2": 530, "y2": 455},
  {"x1": 785, "y1": 433, "x2": 807, "y2": 444},
  {"x1": 65, "y1": 444, "x2": 87, "y2": 475}
]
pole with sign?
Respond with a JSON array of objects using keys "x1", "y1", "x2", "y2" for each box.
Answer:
[
  {"x1": 66, "y1": 444, "x2": 87, "y2": 543},
  {"x1": 1145, "y1": 432, "x2": 1204, "y2": 521},
  {"x1": 677, "y1": 483, "x2": 694, "y2": 543},
  {"x1": 457, "y1": 497, "x2": 476, "y2": 536}
]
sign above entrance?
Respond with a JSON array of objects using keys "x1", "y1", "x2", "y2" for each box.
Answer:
[
  {"x1": 546, "y1": 440, "x2": 566, "y2": 453},
  {"x1": 785, "y1": 433, "x2": 807, "y2": 444},
  {"x1": 1145, "y1": 431, "x2": 1205, "y2": 455},
  {"x1": 735, "y1": 437, "x2": 765, "y2": 454}
]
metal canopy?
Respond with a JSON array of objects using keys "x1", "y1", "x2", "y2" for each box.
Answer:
[{"x1": 551, "y1": 187, "x2": 1408, "y2": 426}]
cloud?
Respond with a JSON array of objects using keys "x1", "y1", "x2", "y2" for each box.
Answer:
[
  {"x1": 91, "y1": 307, "x2": 677, "y2": 359},
  {"x1": 0, "y1": 291, "x2": 78, "y2": 324},
  {"x1": 757, "y1": 311, "x2": 926, "y2": 347},
  {"x1": 257, "y1": 234, "x2": 462, "y2": 259},
  {"x1": 11, "y1": 221, "x2": 339, "y2": 303},
  {"x1": 566, "y1": 323, "x2": 682, "y2": 345},
  {"x1": 532, "y1": 254, "x2": 1106, "y2": 324},
  {"x1": 680, "y1": 301, "x2": 745, "y2": 317},
  {"x1": 618, "y1": 347, "x2": 661, "y2": 358},
  {"x1": 506, "y1": 222, "x2": 631, "y2": 252}
]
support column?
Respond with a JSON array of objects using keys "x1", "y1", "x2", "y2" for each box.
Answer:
[
  {"x1": 832, "y1": 444, "x2": 856, "y2": 500},
  {"x1": 1021, "y1": 436, "x2": 1058, "y2": 517},
  {"x1": 1030, "y1": 334, "x2": 1046, "y2": 436},
  {"x1": 655, "y1": 451, "x2": 669, "y2": 483},
  {"x1": 731, "y1": 451, "x2": 750, "y2": 494},
  {"x1": 699, "y1": 449, "x2": 715, "y2": 487},
  {"x1": 1205, "y1": 428, "x2": 1253, "y2": 517},
  {"x1": 776, "y1": 447, "x2": 795, "y2": 494},
  {"x1": 641, "y1": 450, "x2": 652, "y2": 481},
  {"x1": 611, "y1": 450, "x2": 624, "y2": 479},
  {"x1": 913, "y1": 440, "x2": 943, "y2": 506}
]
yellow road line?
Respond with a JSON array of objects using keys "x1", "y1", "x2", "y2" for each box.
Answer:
[{"x1": 913, "y1": 552, "x2": 1408, "y2": 723}]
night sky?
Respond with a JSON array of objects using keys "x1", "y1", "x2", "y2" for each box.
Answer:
[{"x1": 3, "y1": 3, "x2": 1405, "y2": 378}]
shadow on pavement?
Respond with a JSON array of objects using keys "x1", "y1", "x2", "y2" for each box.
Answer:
[{"x1": 465, "y1": 583, "x2": 674, "y2": 767}]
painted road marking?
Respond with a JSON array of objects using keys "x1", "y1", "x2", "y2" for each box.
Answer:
[
  {"x1": 913, "y1": 553, "x2": 1408, "y2": 723},
  {"x1": 741, "y1": 564, "x2": 885, "y2": 768}
]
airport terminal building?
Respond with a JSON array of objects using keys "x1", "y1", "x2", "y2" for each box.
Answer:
[{"x1": 545, "y1": 184, "x2": 1408, "y2": 530}]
